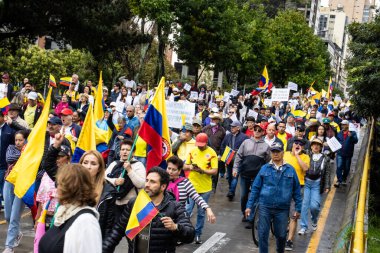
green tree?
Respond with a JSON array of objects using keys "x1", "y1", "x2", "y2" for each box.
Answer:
[
  {"x1": 263, "y1": 10, "x2": 330, "y2": 90},
  {"x1": 346, "y1": 16, "x2": 380, "y2": 118}
]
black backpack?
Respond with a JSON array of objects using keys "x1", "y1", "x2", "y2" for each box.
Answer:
[{"x1": 107, "y1": 160, "x2": 139, "y2": 200}]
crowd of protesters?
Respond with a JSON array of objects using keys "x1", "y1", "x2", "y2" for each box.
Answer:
[{"x1": 0, "y1": 71, "x2": 363, "y2": 253}]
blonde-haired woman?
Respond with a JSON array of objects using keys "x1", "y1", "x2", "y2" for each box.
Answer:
[
  {"x1": 44, "y1": 134, "x2": 116, "y2": 239},
  {"x1": 38, "y1": 164, "x2": 102, "y2": 253}
]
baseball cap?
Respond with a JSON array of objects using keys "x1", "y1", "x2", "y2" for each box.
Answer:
[
  {"x1": 173, "y1": 87, "x2": 179, "y2": 92},
  {"x1": 58, "y1": 145, "x2": 72, "y2": 157},
  {"x1": 48, "y1": 116, "x2": 62, "y2": 125},
  {"x1": 260, "y1": 116, "x2": 268, "y2": 122},
  {"x1": 341, "y1": 120, "x2": 349, "y2": 125},
  {"x1": 1, "y1": 73, "x2": 9, "y2": 79},
  {"x1": 103, "y1": 87, "x2": 108, "y2": 91},
  {"x1": 195, "y1": 133, "x2": 208, "y2": 147},
  {"x1": 322, "y1": 118, "x2": 331, "y2": 124},
  {"x1": 231, "y1": 120, "x2": 241, "y2": 127},
  {"x1": 27, "y1": 92, "x2": 38, "y2": 100},
  {"x1": 8, "y1": 103, "x2": 21, "y2": 111},
  {"x1": 328, "y1": 112, "x2": 335, "y2": 117},
  {"x1": 110, "y1": 102, "x2": 117, "y2": 107},
  {"x1": 183, "y1": 123, "x2": 193, "y2": 132},
  {"x1": 61, "y1": 108, "x2": 73, "y2": 116},
  {"x1": 296, "y1": 125, "x2": 305, "y2": 132},
  {"x1": 311, "y1": 138, "x2": 323, "y2": 146},
  {"x1": 254, "y1": 124, "x2": 264, "y2": 130},
  {"x1": 211, "y1": 107, "x2": 219, "y2": 113},
  {"x1": 270, "y1": 142, "x2": 284, "y2": 152},
  {"x1": 192, "y1": 118, "x2": 202, "y2": 126},
  {"x1": 294, "y1": 138, "x2": 306, "y2": 146}
]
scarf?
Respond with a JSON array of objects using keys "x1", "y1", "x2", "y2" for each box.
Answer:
[
  {"x1": 167, "y1": 177, "x2": 186, "y2": 201},
  {"x1": 54, "y1": 204, "x2": 98, "y2": 226}
]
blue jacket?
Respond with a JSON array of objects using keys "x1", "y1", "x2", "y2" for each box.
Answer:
[
  {"x1": 220, "y1": 131, "x2": 249, "y2": 156},
  {"x1": 336, "y1": 130, "x2": 358, "y2": 157},
  {"x1": 0, "y1": 123, "x2": 16, "y2": 170},
  {"x1": 246, "y1": 163, "x2": 302, "y2": 213}
]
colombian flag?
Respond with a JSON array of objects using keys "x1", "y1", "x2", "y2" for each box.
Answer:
[
  {"x1": 72, "y1": 105, "x2": 96, "y2": 162},
  {"x1": 49, "y1": 74, "x2": 57, "y2": 88},
  {"x1": 139, "y1": 77, "x2": 171, "y2": 170},
  {"x1": 6, "y1": 88, "x2": 53, "y2": 207},
  {"x1": 221, "y1": 146, "x2": 236, "y2": 165},
  {"x1": 327, "y1": 77, "x2": 333, "y2": 99},
  {"x1": 0, "y1": 97, "x2": 10, "y2": 115},
  {"x1": 251, "y1": 66, "x2": 273, "y2": 96},
  {"x1": 59, "y1": 77, "x2": 72, "y2": 87},
  {"x1": 125, "y1": 190, "x2": 159, "y2": 240}
]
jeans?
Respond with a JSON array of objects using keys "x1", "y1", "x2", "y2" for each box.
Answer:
[
  {"x1": 336, "y1": 155, "x2": 352, "y2": 183},
  {"x1": 240, "y1": 176, "x2": 254, "y2": 218},
  {"x1": 135, "y1": 156, "x2": 147, "y2": 167},
  {"x1": 3, "y1": 181, "x2": 25, "y2": 248},
  {"x1": 258, "y1": 205, "x2": 289, "y2": 253},
  {"x1": 186, "y1": 191, "x2": 211, "y2": 236},
  {"x1": 0, "y1": 169, "x2": 5, "y2": 208},
  {"x1": 300, "y1": 178, "x2": 321, "y2": 229},
  {"x1": 226, "y1": 163, "x2": 238, "y2": 195}
]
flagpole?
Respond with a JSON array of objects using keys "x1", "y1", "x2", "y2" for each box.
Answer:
[{"x1": 117, "y1": 133, "x2": 139, "y2": 192}]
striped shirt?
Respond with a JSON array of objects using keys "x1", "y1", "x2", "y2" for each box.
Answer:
[{"x1": 176, "y1": 178, "x2": 209, "y2": 210}]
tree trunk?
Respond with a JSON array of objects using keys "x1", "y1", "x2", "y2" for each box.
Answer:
[
  {"x1": 135, "y1": 19, "x2": 152, "y2": 83},
  {"x1": 156, "y1": 24, "x2": 166, "y2": 83}
]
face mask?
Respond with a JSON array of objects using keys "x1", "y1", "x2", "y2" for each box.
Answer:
[{"x1": 210, "y1": 122, "x2": 216, "y2": 127}]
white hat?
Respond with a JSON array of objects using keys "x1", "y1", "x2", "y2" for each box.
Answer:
[
  {"x1": 211, "y1": 107, "x2": 219, "y2": 113},
  {"x1": 200, "y1": 81, "x2": 206, "y2": 85},
  {"x1": 209, "y1": 113, "x2": 222, "y2": 120},
  {"x1": 27, "y1": 92, "x2": 38, "y2": 100},
  {"x1": 110, "y1": 102, "x2": 117, "y2": 107},
  {"x1": 173, "y1": 87, "x2": 179, "y2": 92}
]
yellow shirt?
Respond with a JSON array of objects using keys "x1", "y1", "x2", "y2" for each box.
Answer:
[
  {"x1": 177, "y1": 138, "x2": 196, "y2": 161},
  {"x1": 186, "y1": 146, "x2": 218, "y2": 193},
  {"x1": 277, "y1": 133, "x2": 288, "y2": 151},
  {"x1": 134, "y1": 136, "x2": 147, "y2": 157},
  {"x1": 284, "y1": 152, "x2": 310, "y2": 186},
  {"x1": 307, "y1": 131, "x2": 316, "y2": 140},
  {"x1": 64, "y1": 90, "x2": 79, "y2": 101},
  {"x1": 24, "y1": 104, "x2": 37, "y2": 128}
]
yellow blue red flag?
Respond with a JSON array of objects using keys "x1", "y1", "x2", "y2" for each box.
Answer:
[
  {"x1": 0, "y1": 97, "x2": 10, "y2": 115},
  {"x1": 139, "y1": 77, "x2": 172, "y2": 170},
  {"x1": 72, "y1": 105, "x2": 96, "y2": 162},
  {"x1": 6, "y1": 88, "x2": 52, "y2": 207},
  {"x1": 49, "y1": 74, "x2": 57, "y2": 88},
  {"x1": 251, "y1": 66, "x2": 273, "y2": 96},
  {"x1": 125, "y1": 190, "x2": 159, "y2": 240},
  {"x1": 59, "y1": 77, "x2": 72, "y2": 87}
]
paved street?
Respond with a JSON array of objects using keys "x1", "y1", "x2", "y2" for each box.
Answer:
[{"x1": 0, "y1": 133, "x2": 363, "y2": 253}]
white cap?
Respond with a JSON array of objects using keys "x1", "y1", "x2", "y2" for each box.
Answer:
[
  {"x1": 110, "y1": 102, "x2": 117, "y2": 107},
  {"x1": 200, "y1": 81, "x2": 206, "y2": 85},
  {"x1": 173, "y1": 87, "x2": 179, "y2": 92},
  {"x1": 27, "y1": 92, "x2": 38, "y2": 100},
  {"x1": 211, "y1": 107, "x2": 219, "y2": 113}
]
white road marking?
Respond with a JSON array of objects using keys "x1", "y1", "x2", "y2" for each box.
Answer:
[{"x1": 193, "y1": 232, "x2": 226, "y2": 253}]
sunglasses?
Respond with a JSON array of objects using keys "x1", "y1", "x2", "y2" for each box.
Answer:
[
  {"x1": 254, "y1": 128, "x2": 263, "y2": 132},
  {"x1": 294, "y1": 141, "x2": 305, "y2": 146}
]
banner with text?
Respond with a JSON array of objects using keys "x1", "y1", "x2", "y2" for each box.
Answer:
[
  {"x1": 166, "y1": 101, "x2": 196, "y2": 129},
  {"x1": 271, "y1": 88, "x2": 290, "y2": 102}
]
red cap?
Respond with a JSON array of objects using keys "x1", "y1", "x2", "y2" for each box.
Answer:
[
  {"x1": 61, "y1": 108, "x2": 73, "y2": 116},
  {"x1": 328, "y1": 112, "x2": 334, "y2": 117},
  {"x1": 195, "y1": 133, "x2": 208, "y2": 147}
]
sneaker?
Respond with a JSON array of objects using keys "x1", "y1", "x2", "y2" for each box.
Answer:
[
  {"x1": 242, "y1": 216, "x2": 249, "y2": 222},
  {"x1": 195, "y1": 235, "x2": 202, "y2": 244},
  {"x1": 2, "y1": 248, "x2": 14, "y2": 253},
  {"x1": 285, "y1": 240, "x2": 293, "y2": 251},
  {"x1": 226, "y1": 192, "x2": 234, "y2": 201},
  {"x1": 312, "y1": 223, "x2": 318, "y2": 231},
  {"x1": 341, "y1": 180, "x2": 347, "y2": 186},
  {"x1": 13, "y1": 232, "x2": 23, "y2": 247},
  {"x1": 298, "y1": 228, "x2": 307, "y2": 235},
  {"x1": 334, "y1": 182, "x2": 341, "y2": 188}
]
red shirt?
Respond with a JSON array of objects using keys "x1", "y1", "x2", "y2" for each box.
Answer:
[{"x1": 245, "y1": 128, "x2": 254, "y2": 137}]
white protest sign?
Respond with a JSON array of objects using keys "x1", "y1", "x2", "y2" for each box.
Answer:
[
  {"x1": 247, "y1": 109, "x2": 258, "y2": 120},
  {"x1": 288, "y1": 82, "x2": 298, "y2": 91},
  {"x1": 292, "y1": 92, "x2": 300, "y2": 98},
  {"x1": 184, "y1": 83, "x2": 191, "y2": 91},
  {"x1": 271, "y1": 88, "x2": 290, "y2": 102},
  {"x1": 230, "y1": 89, "x2": 239, "y2": 97},
  {"x1": 165, "y1": 101, "x2": 196, "y2": 129},
  {"x1": 209, "y1": 103, "x2": 218, "y2": 109},
  {"x1": 231, "y1": 114, "x2": 238, "y2": 122},
  {"x1": 327, "y1": 136, "x2": 342, "y2": 152},
  {"x1": 264, "y1": 99, "x2": 272, "y2": 107},
  {"x1": 223, "y1": 92, "x2": 230, "y2": 102},
  {"x1": 198, "y1": 93, "x2": 205, "y2": 100},
  {"x1": 190, "y1": 91, "x2": 198, "y2": 100},
  {"x1": 349, "y1": 123, "x2": 358, "y2": 132}
]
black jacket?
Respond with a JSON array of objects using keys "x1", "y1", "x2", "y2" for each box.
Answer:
[
  {"x1": 0, "y1": 123, "x2": 16, "y2": 169},
  {"x1": 43, "y1": 145, "x2": 117, "y2": 238},
  {"x1": 103, "y1": 192, "x2": 195, "y2": 253}
]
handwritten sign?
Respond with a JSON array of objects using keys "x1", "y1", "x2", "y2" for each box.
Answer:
[
  {"x1": 189, "y1": 91, "x2": 198, "y2": 100},
  {"x1": 247, "y1": 109, "x2": 258, "y2": 120},
  {"x1": 288, "y1": 82, "x2": 298, "y2": 91},
  {"x1": 166, "y1": 101, "x2": 196, "y2": 129},
  {"x1": 263, "y1": 99, "x2": 272, "y2": 107},
  {"x1": 327, "y1": 136, "x2": 342, "y2": 152},
  {"x1": 184, "y1": 83, "x2": 191, "y2": 91},
  {"x1": 271, "y1": 88, "x2": 290, "y2": 102},
  {"x1": 230, "y1": 89, "x2": 239, "y2": 97},
  {"x1": 292, "y1": 92, "x2": 300, "y2": 98},
  {"x1": 223, "y1": 92, "x2": 230, "y2": 102}
]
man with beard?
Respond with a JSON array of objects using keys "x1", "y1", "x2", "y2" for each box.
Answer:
[{"x1": 103, "y1": 167, "x2": 195, "y2": 253}]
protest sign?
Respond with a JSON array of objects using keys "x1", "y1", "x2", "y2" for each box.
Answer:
[
  {"x1": 271, "y1": 88, "x2": 290, "y2": 102},
  {"x1": 247, "y1": 109, "x2": 258, "y2": 120},
  {"x1": 184, "y1": 83, "x2": 191, "y2": 91},
  {"x1": 223, "y1": 92, "x2": 230, "y2": 102},
  {"x1": 264, "y1": 99, "x2": 272, "y2": 107},
  {"x1": 230, "y1": 89, "x2": 239, "y2": 97},
  {"x1": 166, "y1": 101, "x2": 196, "y2": 129},
  {"x1": 327, "y1": 137, "x2": 342, "y2": 152},
  {"x1": 292, "y1": 92, "x2": 300, "y2": 98},
  {"x1": 288, "y1": 82, "x2": 298, "y2": 91},
  {"x1": 189, "y1": 91, "x2": 198, "y2": 100}
]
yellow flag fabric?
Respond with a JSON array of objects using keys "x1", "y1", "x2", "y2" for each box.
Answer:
[
  {"x1": 6, "y1": 88, "x2": 52, "y2": 206},
  {"x1": 321, "y1": 89, "x2": 327, "y2": 98},
  {"x1": 94, "y1": 71, "x2": 104, "y2": 122},
  {"x1": 71, "y1": 105, "x2": 96, "y2": 162},
  {"x1": 221, "y1": 146, "x2": 232, "y2": 162}
]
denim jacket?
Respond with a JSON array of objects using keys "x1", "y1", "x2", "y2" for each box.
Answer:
[{"x1": 246, "y1": 162, "x2": 302, "y2": 213}]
